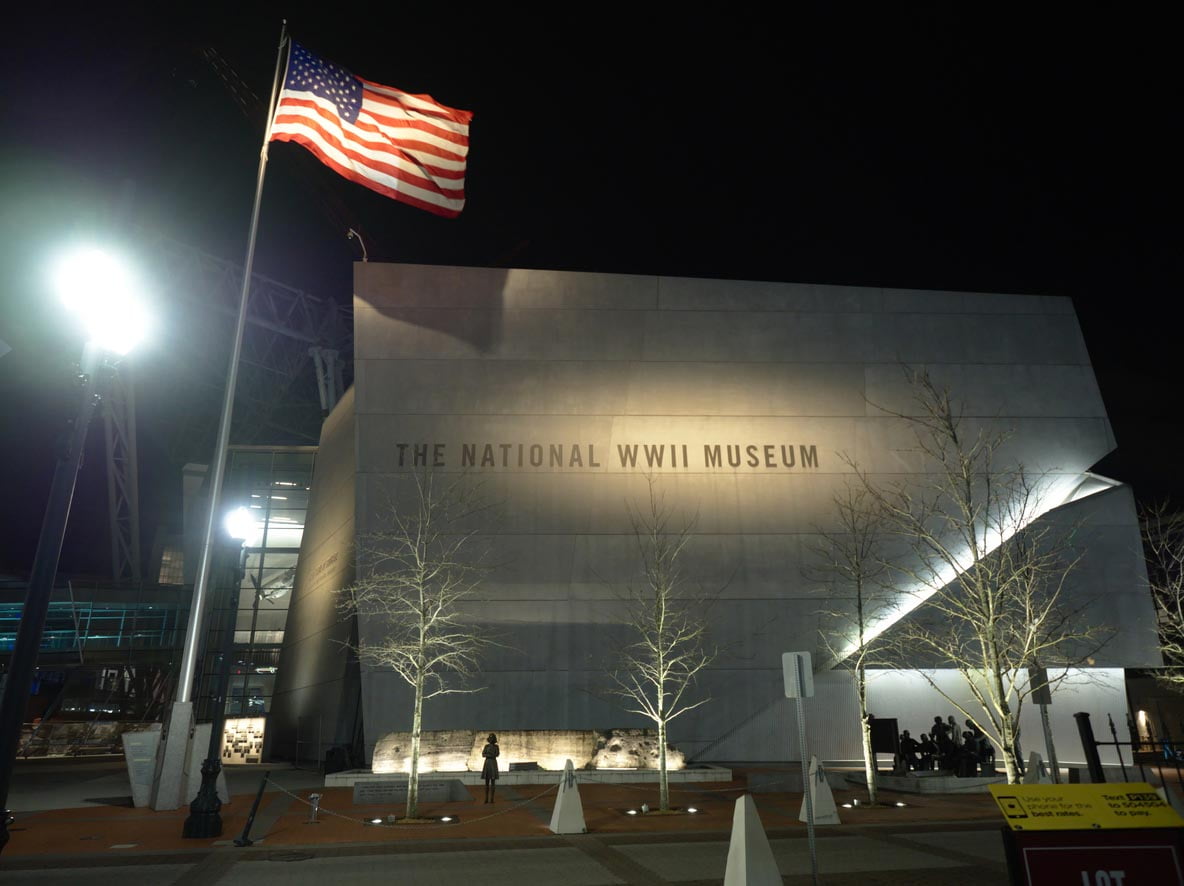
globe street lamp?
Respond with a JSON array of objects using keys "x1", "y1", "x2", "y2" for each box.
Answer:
[
  {"x1": 0, "y1": 247, "x2": 151, "y2": 853},
  {"x1": 183, "y1": 507, "x2": 259, "y2": 838}
]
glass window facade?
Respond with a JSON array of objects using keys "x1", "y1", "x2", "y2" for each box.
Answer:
[
  {"x1": 0, "y1": 597, "x2": 185, "y2": 653},
  {"x1": 195, "y1": 447, "x2": 314, "y2": 751}
]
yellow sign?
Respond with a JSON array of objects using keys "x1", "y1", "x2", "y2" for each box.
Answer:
[{"x1": 990, "y1": 783, "x2": 1184, "y2": 831}]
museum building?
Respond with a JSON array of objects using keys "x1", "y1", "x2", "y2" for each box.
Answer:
[{"x1": 263, "y1": 263, "x2": 1161, "y2": 770}]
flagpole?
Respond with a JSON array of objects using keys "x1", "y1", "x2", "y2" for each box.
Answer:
[
  {"x1": 153, "y1": 20, "x2": 289, "y2": 816},
  {"x1": 178, "y1": 18, "x2": 288, "y2": 707}
]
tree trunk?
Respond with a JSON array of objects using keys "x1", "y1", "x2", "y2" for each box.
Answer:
[
  {"x1": 858, "y1": 668, "x2": 877, "y2": 805},
  {"x1": 407, "y1": 677, "x2": 423, "y2": 818},
  {"x1": 992, "y1": 669, "x2": 1020, "y2": 784},
  {"x1": 658, "y1": 718, "x2": 670, "y2": 811},
  {"x1": 1000, "y1": 716, "x2": 1020, "y2": 784}
]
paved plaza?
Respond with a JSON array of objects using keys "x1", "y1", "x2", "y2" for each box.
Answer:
[{"x1": 0, "y1": 759, "x2": 1013, "y2": 884}]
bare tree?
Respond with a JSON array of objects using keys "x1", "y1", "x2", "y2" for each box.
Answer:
[
  {"x1": 851, "y1": 369, "x2": 1110, "y2": 783},
  {"x1": 1141, "y1": 501, "x2": 1184, "y2": 688},
  {"x1": 607, "y1": 477, "x2": 718, "y2": 812},
  {"x1": 809, "y1": 482, "x2": 895, "y2": 804},
  {"x1": 340, "y1": 471, "x2": 494, "y2": 819}
]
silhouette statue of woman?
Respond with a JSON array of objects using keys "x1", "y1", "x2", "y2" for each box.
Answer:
[{"x1": 481, "y1": 733, "x2": 500, "y2": 803}]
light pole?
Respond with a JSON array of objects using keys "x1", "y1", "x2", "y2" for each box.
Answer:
[
  {"x1": 183, "y1": 507, "x2": 258, "y2": 838},
  {"x1": 0, "y1": 248, "x2": 150, "y2": 853}
]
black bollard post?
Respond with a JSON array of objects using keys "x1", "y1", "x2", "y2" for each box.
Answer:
[
  {"x1": 1108, "y1": 714, "x2": 1129, "y2": 782},
  {"x1": 1074, "y1": 712, "x2": 1106, "y2": 784},
  {"x1": 234, "y1": 770, "x2": 270, "y2": 847},
  {"x1": 183, "y1": 758, "x2": 224, "y2": 838}
]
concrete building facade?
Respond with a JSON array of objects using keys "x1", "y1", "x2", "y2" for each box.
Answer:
[{"x1": 267, "y1": 263, "x2": 1160, "y2": 767}]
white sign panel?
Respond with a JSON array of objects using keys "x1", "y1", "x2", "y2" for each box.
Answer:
[{"x1": 782, "y1": 651, "x2": 814, "y2": 699}]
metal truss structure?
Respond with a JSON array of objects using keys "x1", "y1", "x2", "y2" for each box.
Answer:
[
  {"x1": 102, "y1": 235, "x2": 352, "y2": 581},
  {"x1": 103, "y1": 363, "x2": 141, "y2": 583}
]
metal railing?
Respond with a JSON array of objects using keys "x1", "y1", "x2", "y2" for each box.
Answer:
[{"x1": 1073, "y1": 711, "x2": 1180, "y2": 785}]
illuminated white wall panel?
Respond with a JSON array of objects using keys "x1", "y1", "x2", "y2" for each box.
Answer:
[{"x1": 330, "y1": 263, "x2": 1160, "y2": 763}]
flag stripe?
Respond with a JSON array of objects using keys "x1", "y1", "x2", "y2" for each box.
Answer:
[
  {"x1": 272, "y1": 129, "x2": 464, "y2": 217},
  {"x1": 361, "y1": 86, "x2": 471, "y2": 146},
  {"x1": 270, "y1": 114, "x2": 465, "y2": 202},
  {"x1": 271, "y1": 121, "x2": 466, "y2": 214},
  {"x1": 361, "y1": 103, "x2": 470, "y2": 153},
  {"x1": 269, "y1": 41, "x2": 470, "y2": 216},
  {"x1": 277, "y1": 97, "x2": 466, "y2": 177},
  {"x1": 359, "y1": 78, "x2": 474, "y2": 125},
  {"x1": 361, "y1": 85, "x2": 473, "y2": 128},
  {"x1": 356, "y1": 109, "x2": 469, "y2": 164}
]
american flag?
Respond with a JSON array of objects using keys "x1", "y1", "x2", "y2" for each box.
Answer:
[{"x1": 270, "y1": 42, "x2": 471, "y2": 217}]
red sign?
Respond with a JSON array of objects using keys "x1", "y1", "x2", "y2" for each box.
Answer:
[{"x1": 1003, "y1": 828, "x2": 1184, "y2": 885}]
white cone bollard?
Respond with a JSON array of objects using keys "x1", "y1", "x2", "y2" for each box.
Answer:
[
  {"x1": 1156, "y1": 786, "x2": 1184, "y2": 815},
  {"x1": 1023, "y1": 752, "x2": 1053, "y2": 785},
  {"x1": 723, "y1": 794, "x2": 781, "y2": 886},
  {"x1": 798, "y1": 756, "x2": 840, "y2": 825},
  {"x1": 549, "y1": 758, "x2": 587, "y2": 834}
]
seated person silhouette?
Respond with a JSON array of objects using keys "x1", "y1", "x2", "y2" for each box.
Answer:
[
  {"x1": 930, "y1": 716, "x2": 956, "y2": 769},
  {"x1": 918, "y1": 733, "x2": 938, "y2": 770},
  {"x1": 898, "y1": 730, "x2": 922, "y2": 771},
  {"x1": 963, "y1": 719, "x2": 995, "y2": 772},
  {"x1": 957, "y1": 731, "x2": 981, "y2": 777}
]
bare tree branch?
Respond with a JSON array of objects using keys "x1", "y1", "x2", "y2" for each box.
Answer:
[
  {"x1": 808, "y1": 481, "x2": 898, "y2": 803},
  {"x1": 849, "y1": 367, "x2": 1112, "y2": 784},
  {"x1": 1141, "y1": 501, "x2": 1184, "y2": 689},
  {"x1": 606, "y1": 475, "x2": 720, "y2": 811},
  {"x1": 338, "y1": 470, "x2": 497, "y2": 818}
]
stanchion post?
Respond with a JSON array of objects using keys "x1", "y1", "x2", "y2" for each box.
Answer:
[
  {"x1": 234, "y1": 770, "x2": 270, "y2": 847},
  {"x1": 307, "y1": 792, "x2": 321, "y2": 824}
]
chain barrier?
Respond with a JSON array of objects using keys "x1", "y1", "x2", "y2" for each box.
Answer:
[
  {"x1": 263, "y1": 776, "x2": 559, "y2": 831},
  {"x1": 572, "y1": 770, "x2": 795, "y2": 794},
  {"x1": 260, "y1": 768, "x2": 798, "y2": 835}
]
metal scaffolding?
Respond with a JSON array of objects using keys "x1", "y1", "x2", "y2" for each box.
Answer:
[{"x1": 102, "y1": 234, "x2": 352, "y2": 581}]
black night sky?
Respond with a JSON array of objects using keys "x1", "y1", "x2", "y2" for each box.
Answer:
[{"x1": 0, "y1": 8, "x2": 1180, "y2": 577}]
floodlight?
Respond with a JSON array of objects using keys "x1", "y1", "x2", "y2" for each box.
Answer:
[
  {"x1": 224, "y1": 506, "x2": 259, "y2": 545},
  {"x1": 53, "y1": 248, "x2": 151, "y2": 354}
]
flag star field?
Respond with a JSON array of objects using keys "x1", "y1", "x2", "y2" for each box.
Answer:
[{"x1": 286, "y1": 43, "x2": 361, "y2": 125}]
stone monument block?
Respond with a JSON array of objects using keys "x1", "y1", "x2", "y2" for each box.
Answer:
[
  {"x1": 371, "y1": 728, "x2": 663, "y2": 773},
  {"x1": 122, "y1": 724, "x2": 162, "y2": 808},
  {"x1": 372, "y1": 729, "x2": 477, "y2": 773},
  {"x1": 591, "y1": 728, "x2": 685, "y2": 770},
  {"x1": 352, "y1": 778, "x2": 468, "y2": 805},
  {"x1": 487, "y1": 729, "x2": 600, "y2": 771}
]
